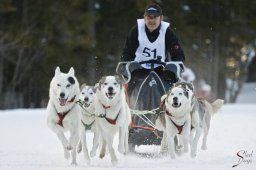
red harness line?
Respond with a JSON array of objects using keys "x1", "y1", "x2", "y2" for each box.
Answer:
[
  {"x1": 57, "y1": 95, "x2": 76, "y2": 127},
  {"x1": 124, "y1": 84, "x2": 161, "y2": 138},
  {"x1": 129, "y1": 115, "x2": 162, "y2": 139}
]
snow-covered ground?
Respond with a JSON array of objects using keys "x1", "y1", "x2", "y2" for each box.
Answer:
[{"x1": 0, "y1": 104, "x2": 255, "y2": 170}]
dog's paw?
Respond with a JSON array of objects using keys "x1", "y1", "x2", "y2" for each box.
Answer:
[
  {"x1": 70, "y1": 161, "x2": 77, "y2": 165},
  {"x1": 67, "y1": 146, "x2": 73, "y2": 150},
  {"x1": 190, "y1": 152, "x2": 197, "y2": 158},
  {"x1": 99, "y1": 153, "x2": 105, "y2": 159},
  {"x1": 170, "y1": 154, "x2": 176, "y2": 159},
  {"x1": 118, "y1": 146, "x2": 125, "y2": 154},
  {"x1": 64, "y1": 144, "x2": 73, "y2": 150},
  {"x1": 159, "y1": 150, "x2": 168, "y2": 157},
  {"x1": 201, "y1": 145, "x2": 207, "y2": 150},
  {"x1": 176, "y1": 145, "x2": 184, "y2": 151},
  {"x1": 90, "y1": 149, "x2": 96, "y2": 157},
  {"x1": 83, "y1": 150, "x2": 90, "y2": 162},
  {"x1": 111, "y1": 160, "x2": 118, "y2": 166}
]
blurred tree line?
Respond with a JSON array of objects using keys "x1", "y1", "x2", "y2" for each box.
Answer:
[{"x1": 0, "y1": 0, "x2": 255, "y2": 109}]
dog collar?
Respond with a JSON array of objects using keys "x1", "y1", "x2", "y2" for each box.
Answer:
[{"x1": 68, "y1": 95, "x2": 76, "y2": 103}]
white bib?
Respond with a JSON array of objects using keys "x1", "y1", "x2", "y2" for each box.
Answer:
[{"x1": 135, "y1": 19, "x2": 169, "y2": 68}]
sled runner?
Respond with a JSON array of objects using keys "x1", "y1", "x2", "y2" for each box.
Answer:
[{"x1": 116, "y1": 60, "x2": 184, "y2": 151}]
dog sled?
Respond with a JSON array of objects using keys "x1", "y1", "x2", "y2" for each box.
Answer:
[{"x1": 116, "y1": 59, "x2": 184, "y2": 151}]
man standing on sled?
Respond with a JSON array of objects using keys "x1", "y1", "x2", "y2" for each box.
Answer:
[
  {"x1": 120, "y1": 3, "x2": 186, "y2": 96},
  {"x1": 116, "y1": 3, "x2": 187, "y2": 150}
]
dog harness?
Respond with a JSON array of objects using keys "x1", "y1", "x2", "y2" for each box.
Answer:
[
  {"x1": 165, "y1": 109, "x2": 185, "y2": 135},
  {"x1": 100, "y1": 104, "x2": 120, "y2": 125},
  {"x1": 57, "y1": 95, "x2": 77, "y2": 127},
  {"x1": 57, "y1": 111, "x2": 69, "y2": 127},
  {"x1": 81, "y1": 120, "x2": 95, "y2": 130}
]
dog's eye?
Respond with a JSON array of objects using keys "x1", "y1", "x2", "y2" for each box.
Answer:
[
  {"x1": 81, "y1": 92, "x2": 85, "y2": 95},
  {"x1": 90, "y1": 92, "x2": 93, "y2": 95},
  {"x1": 57, "y1": 84, "x2": 61, "y2": 87},
  {"x1": 179, "y1": 93, "x2": 182, "y2": 95},
  {"x1": 114, "y1": 83, "x2": 117, "y2": 85},
  {"x1": 104, "y1": 83, "x2": 107, "y2": 85},
  {"x1": 66, "y1": 84, "x2": 71, "y2": 88},
  {"x1": 170, "y1": 93, "x2": 174, "y2": 96}
]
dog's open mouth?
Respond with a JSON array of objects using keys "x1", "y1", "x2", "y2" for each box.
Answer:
[
  {"x1": 106, "y1": 92, "x2": 116, "y2": 99},
  {"x1": 59, "y1": 98, "x2": 67, "y2": 106},
  {"x1": 83, "y1": 102, "x2": 90, "y2": 108},
  {"x1": 172, "y1": 102, "x2": 181, "y2": 108}
]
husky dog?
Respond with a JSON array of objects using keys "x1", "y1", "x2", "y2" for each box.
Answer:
[
  {"x1": 156, "y1": 85, "x2": 192, "y2": 159},
  {"x1": 76, "y1": 84, "x2": 101, "y2": 164},
  {"x1": 157, "y1": 82, "x2": 224, "y2": 158},
  {"x1": 47, "y1": 67, "x2": 80, "y2": 164},
  {"x1": 175, "y1": 82, "x2": 224, "y2": 157},
  {"x1": 94, "y1": 75, "x2": 131, "y2": 165}
]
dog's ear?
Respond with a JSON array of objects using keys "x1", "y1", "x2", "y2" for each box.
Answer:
[
  {"x1": 189, "y1": 81, "x2": 195, "y2": 91},
  {"x1": 92, "y1": 86, "x2": 97, "y2": 93},
  {"x1": 80, "y1": 83, "x2": 87, "y2": 91},
  {"x1": 55, "y1": 66, "x2": 61, "y2": 76},
  {"x1": 161, "y1": 94, "x2": 167, "y2": 103},
  {"x1": 68, "y1": 67, "x2": 75, "y2": 76},
  {"x1": 160, "y1": 94, "x2": 167, "y2": 109},
  {"x1": 98, "y1": 76, "x2": 106, "y2": 91},
  {"x1": 93, "y1": 83, "x2": 99, "y2": 93},
  {"x1": 183, "y1": 88, "x2": 189, "y2": 99}
]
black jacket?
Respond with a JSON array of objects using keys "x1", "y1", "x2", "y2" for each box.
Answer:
[{"x1": 121, "y1": 23, "x2": 185, "y2": 62}]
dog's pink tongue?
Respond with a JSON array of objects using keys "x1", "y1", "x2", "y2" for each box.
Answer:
[{"x1": 59, "y1": 98, "x2": 66, "y2": 106}]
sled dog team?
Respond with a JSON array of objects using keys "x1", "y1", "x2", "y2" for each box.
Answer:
[{"x1": 47, "y1": 67, "x2": 224, "y2": 165}]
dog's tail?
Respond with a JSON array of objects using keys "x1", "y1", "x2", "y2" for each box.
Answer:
[{"x1": 210, "y1": 99, "x2": 224, "y2": 114}]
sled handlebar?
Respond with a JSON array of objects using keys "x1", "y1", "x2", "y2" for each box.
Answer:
[{"x1": 116, "y1": 61, "x2": 184, "y2": 84}]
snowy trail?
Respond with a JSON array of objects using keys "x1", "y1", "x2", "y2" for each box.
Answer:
[{"x1": 0, "y1": 104, "x2": 255, "y2": 170}]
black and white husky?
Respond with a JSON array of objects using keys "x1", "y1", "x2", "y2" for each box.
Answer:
[{"x1": 47, "y1": 67, "x2": 80, "y2": 164}]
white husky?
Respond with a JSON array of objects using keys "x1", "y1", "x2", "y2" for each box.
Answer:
[
  {"x1": 47, "y1": 67, "x2": 80, "y2": 164},
  {"x1": 157, "y1": 82, "x2": 224, "y2": 158},
  {"x1": 77, "y1": 84, "x2": 101, "y2": 164},
  {"x1": 160, "y1": 86, "x2": 192, "y2": 159},
  {"x1": 175, "y1": 82, "x2": 224, "y2": 157},
  {"x1": 94, "y1": 75, "x2": 131, "y2": 165}
]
